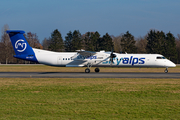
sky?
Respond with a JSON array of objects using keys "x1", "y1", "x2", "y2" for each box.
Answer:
[{"x1": 0, "y1": 0, "x2": 180, "y2": 42}]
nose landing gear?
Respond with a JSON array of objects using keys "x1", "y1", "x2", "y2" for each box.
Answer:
[{"x1": 164, "y1": 68, "x2": 168, "y2": 73}]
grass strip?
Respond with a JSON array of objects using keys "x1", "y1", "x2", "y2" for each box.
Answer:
[{"x1": 0, "y1": 78, "x2": 179, "y2": 119}]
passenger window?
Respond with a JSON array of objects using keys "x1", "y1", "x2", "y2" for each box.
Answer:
[{"x1": 68, "y1": 58, "x2": 70, "y2": 60}]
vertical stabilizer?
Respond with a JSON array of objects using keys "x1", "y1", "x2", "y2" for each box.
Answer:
[{"x1": 6, "y1": 30, "x2": 38, "y2": 62}]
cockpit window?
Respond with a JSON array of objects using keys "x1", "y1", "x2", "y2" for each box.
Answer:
[
  {"x1": 157, "y1": 57, "x2": 162, "y2": 59},
  {"x1": 156, "y1": 56, "x2": 166, "y2": 59}
]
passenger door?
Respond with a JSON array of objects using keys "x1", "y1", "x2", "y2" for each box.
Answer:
[{"x1": 57, "y1": 56, "x2": 62, "y2": 65}]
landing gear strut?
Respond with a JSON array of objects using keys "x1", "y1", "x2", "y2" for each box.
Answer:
[
  {"x1": 85, "y1": 63, "x2": 92, "y2": 73},
  {"x1": 164, "y1": 68, "x2": 168, "y2": 73},
  {"x1": 95, "y1": 67, "x2": 100, "y2": 73}
]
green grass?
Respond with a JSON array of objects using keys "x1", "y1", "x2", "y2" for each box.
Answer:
[{"x1": 0, "y1": 78, "x2": 180, "y2": 119}]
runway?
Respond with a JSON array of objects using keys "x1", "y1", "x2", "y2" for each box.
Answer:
[{"x1": 0, "y1": 72, "x2": 180, "y2": 78}]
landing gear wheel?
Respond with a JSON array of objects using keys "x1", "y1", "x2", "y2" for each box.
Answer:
[
  {"x1": 85, "y1": 68, "x2": 90, "y2": 73},
  {"x1": 164, "y1": 68, "x2": 168, "y2": 73},
  {"x1": 95, "y1": 68, "x2": 100, "y2": 73}
]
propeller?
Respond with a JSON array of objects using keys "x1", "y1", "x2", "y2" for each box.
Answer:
[{"x1": 109, "y1": 48, "x2": 116, "y2": 65}]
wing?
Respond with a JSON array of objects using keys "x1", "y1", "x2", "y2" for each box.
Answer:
[
  {"x1": 76, "y1": 50, "x2": 96, "y2": 57},
  {"x1": 70, "y1": 50, "x2": 97, "y2": 61}
]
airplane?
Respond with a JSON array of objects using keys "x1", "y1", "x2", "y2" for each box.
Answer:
[{"x1": 6, "y1": 30, "x2": 176, "y2": 73}]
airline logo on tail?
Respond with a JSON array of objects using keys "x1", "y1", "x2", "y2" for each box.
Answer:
[{"x1": 15, "y1": 39, "x2": 27, "y2": 52}]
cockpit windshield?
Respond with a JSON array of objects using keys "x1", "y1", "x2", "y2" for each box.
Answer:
[{"x1": 156, "y1": 56, "x2": 166, "y2": 59}]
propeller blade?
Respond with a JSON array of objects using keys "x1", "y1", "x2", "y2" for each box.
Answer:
[{"x1": 109, "y1": 47, "x2": 116, "y2": 65}]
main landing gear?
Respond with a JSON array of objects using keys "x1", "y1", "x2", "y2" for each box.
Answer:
[
  {"x1": 85, "y1": 68, "x2": 90, "y2": 73},
  {"x1": 85, "y1": 63, "x2": 92, "y2": 73},
  {"x1": 85, "y1": 67, "x2": 100, "y2": 73},
  {"x1": 85, "y1": 63, "x2": 100, "y2": 73},
  {"x1": 95, "y1": 67, "x2": 100, "y2": 73},
  {"x1": 164, "y1": 68, "x2": 168, "y2": 73}
]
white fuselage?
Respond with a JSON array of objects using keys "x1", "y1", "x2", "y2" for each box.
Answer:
[{"x1": 33, "y1": 48, "x2": 176, "y2": 68}]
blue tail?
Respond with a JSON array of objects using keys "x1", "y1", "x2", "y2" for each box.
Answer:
[{"x1": 6, "y1": 30, "x2": 38, "y2": 62}]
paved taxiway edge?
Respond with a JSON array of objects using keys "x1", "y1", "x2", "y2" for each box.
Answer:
[{"x1": 0, "y1": 72, "x2": 180, "y2": 78}]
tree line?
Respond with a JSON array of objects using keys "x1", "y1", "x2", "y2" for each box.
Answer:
[
  {"x1": 42, "y1": 29, "x2": 113, "y2": 52},
  {"x1": 1, "y1": 24, "x2": 180, "y2": 64}
]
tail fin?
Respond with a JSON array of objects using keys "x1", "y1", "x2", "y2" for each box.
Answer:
[
  {"x1": 6, "y1": 30, "x2": 38, "y2": 62},
  {"x1": 6, "y1": 30, "x2": 34, "y2": 55}
]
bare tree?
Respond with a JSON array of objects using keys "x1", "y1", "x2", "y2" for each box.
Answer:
[
  {"x1": 42, "y1": 37, "x2": 51, "y2": 50},
  {"x1": 0, "y1": 42, "x2": 3, "y2": 63},
  {"x1": 136, "y1": 36, "x2": 147, "y2": 53},
  {"x1": 112, "y1": 35, "x2": 122, "y2": 53},
  {"x1": 25, "y1": 32, "x2": 42, "y2": 49},
  {"x1": 0, "y1": 24, "x2": 14, "y2": 64},
  {"x1": 176, "y1": 34, "x2": 180, "y2": 63}
]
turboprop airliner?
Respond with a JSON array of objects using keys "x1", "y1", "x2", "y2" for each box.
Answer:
[{"x1": 6, "y1": 30, "x2": 176, "y2": 73}]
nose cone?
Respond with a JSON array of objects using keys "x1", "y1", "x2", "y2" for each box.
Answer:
[
  {"x1": 167, "y1": 60, "x2": 176, "y2": 67},
  {"x1": 171, "y1": 62, "x2": 176, "y2": 67}
]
